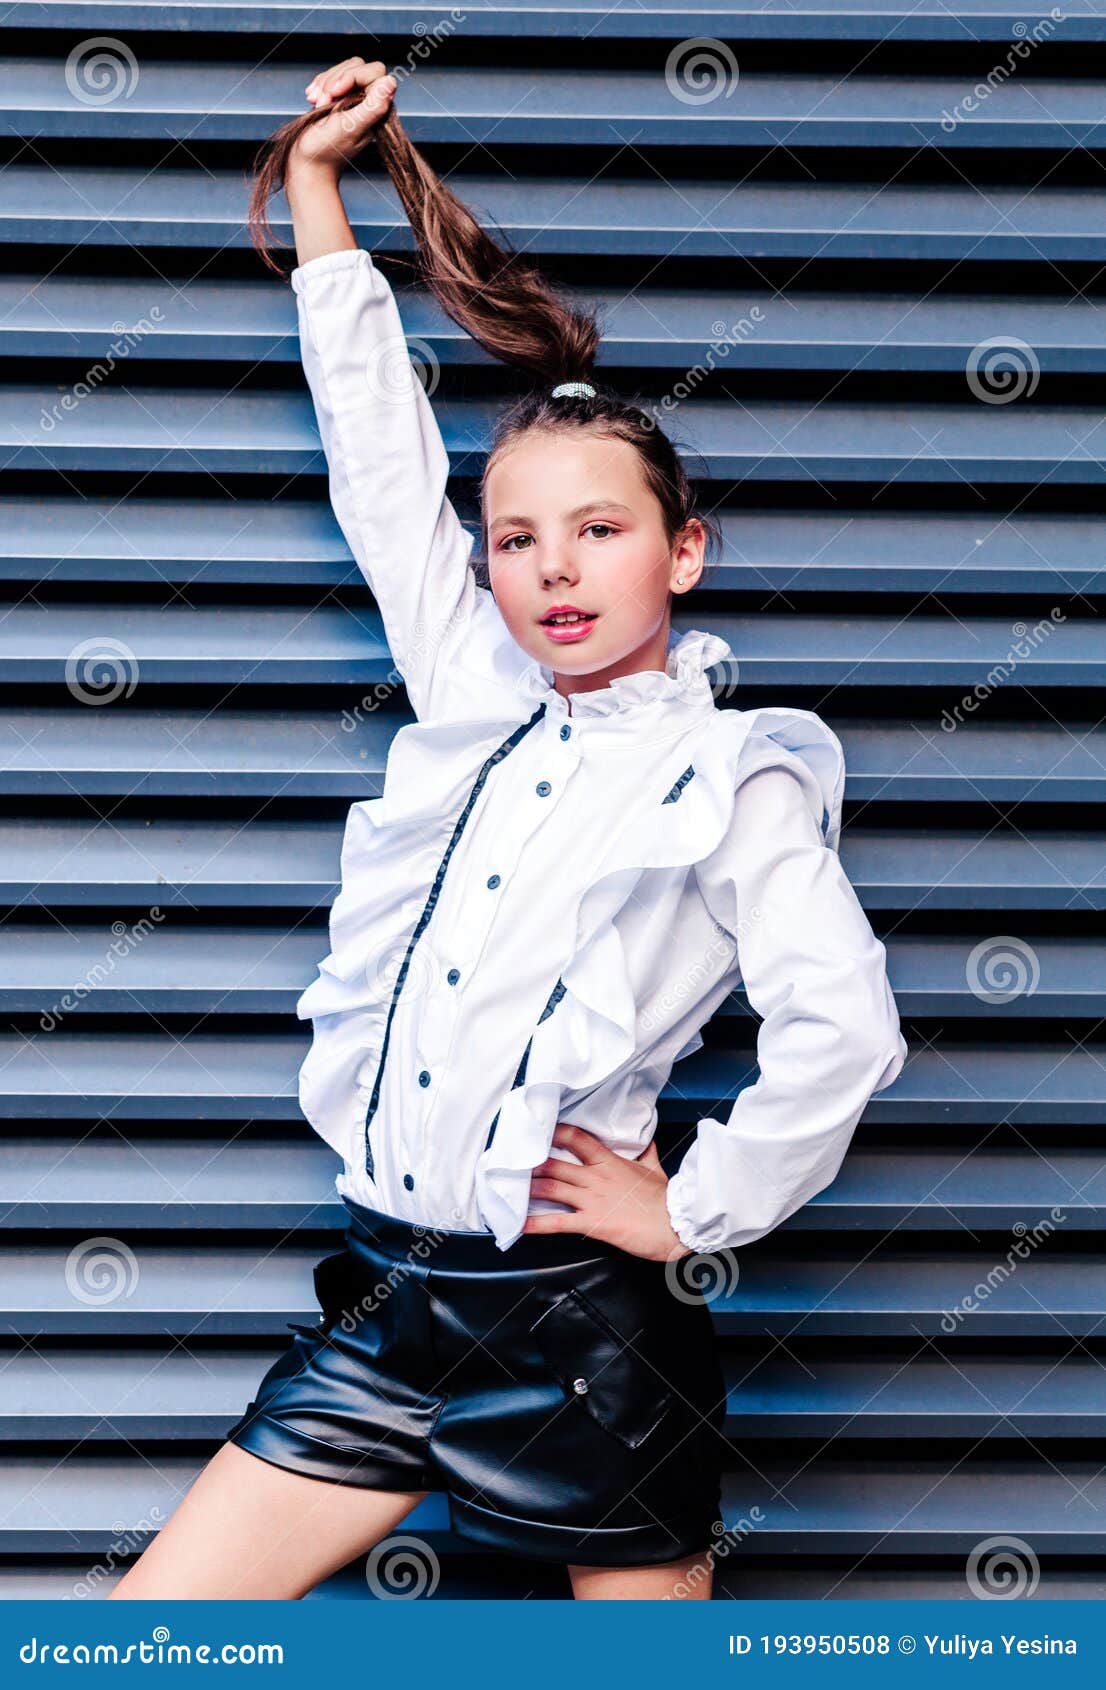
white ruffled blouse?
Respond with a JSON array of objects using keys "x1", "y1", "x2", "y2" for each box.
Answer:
[{"x1": 290, "y1": 245, "x2": 908, "y2": 1255}]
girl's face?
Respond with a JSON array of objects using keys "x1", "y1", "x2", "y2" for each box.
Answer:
[{"x1": 483, "y1": 428, "x2": 705, "y2": 690}]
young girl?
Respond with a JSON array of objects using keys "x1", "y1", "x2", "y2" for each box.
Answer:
[{"x1": 111, "y1": 59, "x2": 907, "y2": 1603}]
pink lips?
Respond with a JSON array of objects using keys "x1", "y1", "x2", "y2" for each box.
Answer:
[
  {"x1": 540, "y1": 607, "x2": 598, "y2": 644},
  {"x1": 541, "y1": 617, "x2": 597, "y2": 643}
]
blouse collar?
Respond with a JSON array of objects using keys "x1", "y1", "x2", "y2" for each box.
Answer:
[{"x1": 515, "y1": 625, "x2": 735, "y2": 728}]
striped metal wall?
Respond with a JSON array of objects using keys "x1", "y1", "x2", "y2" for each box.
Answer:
[{"x1": 2, "y1": 3, "x2": 1105, "y2": 1600}]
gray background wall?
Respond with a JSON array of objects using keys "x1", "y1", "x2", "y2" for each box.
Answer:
[{"x1": 1, "y1": 2, "x2": 1103, "y2": 1599}]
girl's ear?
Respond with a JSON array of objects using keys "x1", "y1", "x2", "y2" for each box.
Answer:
[{"x1": 671, "y1": 517, "x2": 707, "y2": 594}]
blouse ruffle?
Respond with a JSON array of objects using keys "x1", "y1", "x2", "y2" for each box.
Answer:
[
  {"x1": 294, "y1": 621, "x2": 848, "y2": 1250},
  {"x1": 514, "y1": 624, "x2": 736, "y2": 718},
  {"x1": 472, "y1": 698, "x2": 847, "y2": 1249}
]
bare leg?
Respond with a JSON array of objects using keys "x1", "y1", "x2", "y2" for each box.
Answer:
[
  {"x1": 110, "y1": 1442, "x2": 429, "y2": 1600},
  {"x1": 568, "y1": 1551, "x2": 713, "y2": 1600}
]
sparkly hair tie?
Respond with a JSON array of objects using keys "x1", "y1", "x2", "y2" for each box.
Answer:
[{"x1": 551, "y1": 380, "x2": 596, "y2": 400}]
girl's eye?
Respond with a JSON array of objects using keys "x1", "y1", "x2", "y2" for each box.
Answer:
[
  {"x1": 500, "y1": 533, "x2": 533, "y2": 552},
  {"x1": 584, "y1": 522, "x2": 616, "y2": 539}
]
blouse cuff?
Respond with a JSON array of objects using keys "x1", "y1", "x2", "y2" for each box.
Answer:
[
  {"x1": 664, "y1": 1156, "x2": 726, "y2": 1256},
  {"x1": 291, "y1": 245, "x2": 374, "y2": 292}
]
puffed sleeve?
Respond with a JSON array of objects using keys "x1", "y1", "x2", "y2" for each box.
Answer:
[
  {"x1": 664, "y1": 753, "x2": 908, "y2": 1255},
  {"x1": 292, "y1": 246, "x2": 528, "y2": 722}
]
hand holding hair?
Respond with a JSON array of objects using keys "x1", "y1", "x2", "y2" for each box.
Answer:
[{"x1": 292, "y1": 57, "x2": 397, "y2": 176}]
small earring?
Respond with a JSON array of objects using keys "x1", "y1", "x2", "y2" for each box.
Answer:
[{"x1": 676, "y1": 575, "x2": 685, "y2": 584}]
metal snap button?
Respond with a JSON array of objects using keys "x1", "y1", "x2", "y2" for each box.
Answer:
[{"x1": 572, "y1": 1376, "x2": 589, "y2": 1394}]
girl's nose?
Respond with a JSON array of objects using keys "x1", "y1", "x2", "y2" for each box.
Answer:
[{"x1": 541, "y1": 551, "x2": 579, "y2": 587}]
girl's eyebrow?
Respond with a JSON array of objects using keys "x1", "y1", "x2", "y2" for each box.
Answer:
[{"x1": 488, "y1": 500, "x2": 634, "y2": 535}]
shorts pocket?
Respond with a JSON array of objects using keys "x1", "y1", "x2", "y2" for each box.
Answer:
[
  {"x1": 529, "y1": 1286, "x2": 674, "y2": 1451},
  {"x1": 312, "y1": 1246, "x2": 359, "y2": 1330}
]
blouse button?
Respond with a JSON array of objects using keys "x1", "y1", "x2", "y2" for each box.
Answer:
[
  {"x1": 487, "y1": 873, "x2": 501, "y2": 889},
  {"x1": 560, "y1": 724, "x2": 571, "y2": 740},
  {"x1": 572, "y1": 1376, "x2": 589, "y2": 1395},
  {"x1": 536, "y1": 780, "x2": 552, "y2": 797},
  {"x1": 403, "y1": 1172, "x2": 415, "y2": 1191},
  {"x1": 418, "y1": 1069, "x2": 430, "y2": 1087},
  {"x1": 447, "y1": 968, "x2": 460, "y2": 985}
]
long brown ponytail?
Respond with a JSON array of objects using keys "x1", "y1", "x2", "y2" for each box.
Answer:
[
  {"x1": 247, "y1": 92, "x2": 719, "y2": 569},
  {"x1": 248, "y1": 97, "x2": 599, "y2": 384}
]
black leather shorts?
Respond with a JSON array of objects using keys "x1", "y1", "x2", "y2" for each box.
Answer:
[{"x1": 224, "y1": 1196, "x2": 728, "y2": 1567}]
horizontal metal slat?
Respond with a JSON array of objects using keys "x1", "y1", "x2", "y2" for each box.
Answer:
[
  {"x1": 0, "y1": 496, "x2": 355, "y2": 586},
  {"x1": 713, "y1": 510, "x2": 1106, "y2": 597},
  {"x1": 5, "y1": 62, "x2": 1106, "y2": 148},
  {"x1": 4, "y1": 1242, "x2": 1104, "y2": 1336},
  {"x1": 0, "y1": 709, "x2": 387, "y2": 797},
  {"x1": 6, "y1": 1, "x2": 1104, "y2": 45},
  {"x1": 0, "y1": 604, "x2": 1097, "y2": 686},
  {"x1": 727, "y1": 1349, "x2": 1106, "y2": 1438},
  {"x1": 6, "y1": 1453, "x2": 1106, "y2": 1554},
  {"x1": 7, "y1": 1345, "x2": 1106, "y2": 1441},
  {"x1": 729, "y1": 1459, "x2": 1106, "y2": 1554},
  {"x1": 1, "y1": 1137, "x2": 1101, "y2": 1233},
  {"x1": 3, "y1": 1453, "x2": 1106, "y2": 1557},
  {"x1": 0, "y1": 714, "x2": 1103, "y2": 803},
  {"x1": 13, "y1": 387, "x2": 1106, "y2": 487},
  {"x1": 10, "y1": 277, "x2": 1106, "y2": 375},
  {"x1": 5, "y1": 166, "x2": 1103, "y2": 262},
  {"x1": 0, "y1": 817, "x2": 345, "y2": 905},
  {"x1": 0, "y1": 925, "x2": 1097, "y2": 1017},
  {"x1": 5, "y1": 818, "x2": 1104, "y2": 909},
  {"x1": 1, "y1": 1035, "x2": 1100, "y2": 1124},
  {"x1": 6, "y1": 502, "x2": 1106, "y2": 599}
]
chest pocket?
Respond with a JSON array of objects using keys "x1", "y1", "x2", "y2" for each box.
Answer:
[{"x1": 661, "y1": 764, "x2": 695, "y2": 804}]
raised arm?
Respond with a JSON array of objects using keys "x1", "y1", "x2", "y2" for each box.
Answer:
[
  {"x1": 665, "y1": 753, "x2": 908, "y2": 1256},
  {"x1": 283, "y1": 63, "x2": 530, "y2": 723}
]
